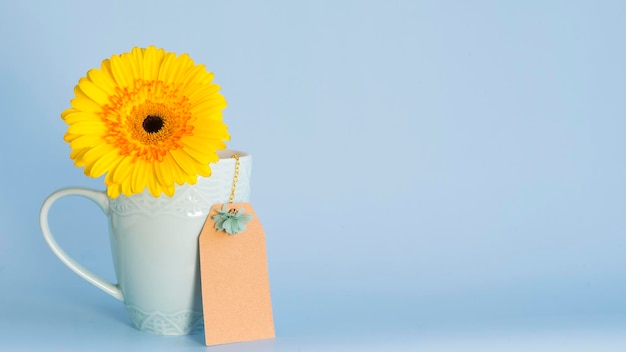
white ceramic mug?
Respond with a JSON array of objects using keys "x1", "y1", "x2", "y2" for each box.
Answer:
[{"x1": 40, "y1": 150, "x2": 251, "y2": 335}]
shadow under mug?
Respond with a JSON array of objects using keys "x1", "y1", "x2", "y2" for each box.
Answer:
[{"x1": 39, "y1": 150, "x2": 251, "y2": 335}]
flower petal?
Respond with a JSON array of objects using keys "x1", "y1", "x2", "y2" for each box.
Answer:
[
  {"x1": 110, "y1": 155, "x2": 133, "y2": 184},
  {"x1": 87, "y1": 68, "x2": 117, "y2": 97},
  {"x1": 170, "y1": 149, "x2": 197, "y2": 179},
  {"x1": 85, "y1": 150, "x2": 122, "y2": 178},
  {"x1": 130, "y1": 159, "x2": 149, "y2": 194},
  {"x1": 69, "y1": 135, "x2": 102, "y2": 151},
  {"x1": 71, "y1": 85, "x2": 103, "y2": 113},
  {"x1": 81, "y1": 143, "x2": 116, "y2": 165},
  {"x1": 63, "y1": 111, "x2": 100, "y2": 124},
  {"x1": 147, "y1": 162, "x2": 161, "y2": 197},
  {"x1": 107, "y1": 184, "x2": 121, "y2": 198},
  {"x1": 162, "y1": 153, "x2": 185, "y2": 185},
  {"x1": 110, "y1": 54, "x2": 133, "y2": 88},
  {"x1": 67, "y1": 121, "x2": 105, "y2": 135},
  {"x1": 78, "y1": 77, "x2": 110, "y2": 106}
]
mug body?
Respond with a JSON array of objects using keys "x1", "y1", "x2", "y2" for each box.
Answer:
[{"x1": 107, "y1": 150, "x2": 251, "y2": 335}]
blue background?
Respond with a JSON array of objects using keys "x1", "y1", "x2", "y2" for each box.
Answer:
[{"x1": 1, "y1": 1, "x2": 625, "y2": 350}]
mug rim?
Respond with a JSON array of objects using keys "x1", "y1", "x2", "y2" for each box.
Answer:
[
  {"x1": 107, "y1": 149, "x2": 250, "y2": 199},
  {"x1": 217, "y1": 149, "x2": 249, "y2": 160}
]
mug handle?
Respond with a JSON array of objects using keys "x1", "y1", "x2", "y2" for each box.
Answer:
[{"x1": 40, "y1": 187, "x2": 124, "y2": 301}]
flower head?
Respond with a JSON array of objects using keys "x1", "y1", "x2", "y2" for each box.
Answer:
[{"x1": 62, "y1": 46, "x2": 229, "y2": 198}]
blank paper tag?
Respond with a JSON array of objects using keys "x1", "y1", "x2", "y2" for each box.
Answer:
[{"x1": 199, "y1": 202, "x2": 275, "y2": 346}]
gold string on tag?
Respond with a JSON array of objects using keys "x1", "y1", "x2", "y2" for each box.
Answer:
[
  {"x1": 212, "y1": 154, "x2": 253, "y2": 235},
  {"x1": 229, "y1": 154, "x2": 240, "y2": 204}
]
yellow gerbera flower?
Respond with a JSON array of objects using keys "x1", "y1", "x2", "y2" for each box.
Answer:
[{"x1": 62, "y1": 46, "x2": 229, "y2": 198}]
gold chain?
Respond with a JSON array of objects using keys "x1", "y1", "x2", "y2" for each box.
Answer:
[{"x1": 229, "y1": 154, "x2": 240, "y2": 204}]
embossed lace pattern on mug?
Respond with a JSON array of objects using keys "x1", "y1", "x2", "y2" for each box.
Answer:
[
  {"x1": 109, "y1": 163, "x2": 251, "y2": 218},
  {"x1": 126, "y1": 305, "x2": 204, "y2": 335}
]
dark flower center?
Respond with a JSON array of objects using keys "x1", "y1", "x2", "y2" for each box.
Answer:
[{"x1": 142, "y1": 115, "x2": 164, "y2": 133}]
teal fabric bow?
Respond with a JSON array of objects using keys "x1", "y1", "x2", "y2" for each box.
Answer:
[{"x1": 212, "y1": 204, "x2": 254, "y2": 235}]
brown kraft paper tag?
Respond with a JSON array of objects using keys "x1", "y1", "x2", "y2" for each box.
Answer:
[{"x1": 198, "y1": 202, "x2": 275, "y2": 346}]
